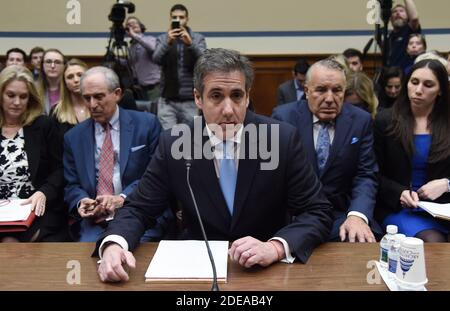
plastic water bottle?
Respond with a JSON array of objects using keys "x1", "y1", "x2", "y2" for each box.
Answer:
[
  {"x1": 379, "y1": 225, "x2": 398, "y2": 269},
  {"x1": 388, "y1": 233, "x2": 406, "y2": 275}
]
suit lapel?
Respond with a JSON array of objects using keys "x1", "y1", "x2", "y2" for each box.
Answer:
[
  {"x1": 23, "y1": 123, "x2": 40, "y2": 181},
  {"x1": 119, "y1": 108, "x2": 133, "y2": 177},
  {"x1": 193, "y1": 119, "x2": 231, "y2": 224},
  {"x1": 321, "y1": 106, "x2": 353, "y2": 176},
  {"x1": 290, "y1": 80, "x2": 297, "y2": 101},
  {"x1": 82, "y1": 120, "x2": 96, "y2": 193},
  {"x1": 231, "y1": 111, "x2": 259, "y2": 230},
  {"x1": 297, "y1": 102, "x2": 319, "y2": 174}
]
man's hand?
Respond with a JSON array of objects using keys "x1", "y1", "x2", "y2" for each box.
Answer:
[
  {"x1": 417, "y1": 179, "x2": 448, "y2": 201},
  {"x1": 167, "y1": 28, "x2": 180, "y2": 45},
  {"x1": 95, "y1": 195, "x2": 125, "y2": 215},
  {"x1": 97, "y1": 243, "x2": 136, "y2": 283},
  {"x1": 339, "y1": 215, "x2": 376, "y2": 243},
  {"x1": 167, "y1": 27, "x2": 192, "y2": 46},
  {"x1": 22, "y1": 191, "x2": 46, "y2": 216},
  {"x1": 178, "y1": 27, "x2": 192, "y2": 46},
  {"x1": 126, "y1": 27, "x2": 138, "y2": 39},
  {"x1": 78, "y1": 198, "x2": 98, "y2": 218},
  {"x1": 228, "y1": 236, "x2": 283, "y2": 268}
]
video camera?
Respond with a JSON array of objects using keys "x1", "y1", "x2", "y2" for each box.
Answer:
[
  {"x1": 108, "y1": 0, "x2": 135, "y2": 48},
  {"x1": 378, "y1": 0, "x2": 393, "y2": 24}
]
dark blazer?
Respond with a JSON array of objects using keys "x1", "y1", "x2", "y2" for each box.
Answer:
[
  {"x1": 23, "y1": 115, "x2": 67, "y2": 240},
  {"x1": 272, "y1": 101, "x2": 380, "y2": 237},
  {"x1": 64, "y1": 107, "x2": 162, "y2": 240},
  {"x1": 277, "y1": 79, "x2": 305, "y2": 106},
  {"x1": 97, "y1": 110, "x2": 333, "y2": 263},
  {"x1": 374, "y1": 108, "x2": 450, "y2": 222}
]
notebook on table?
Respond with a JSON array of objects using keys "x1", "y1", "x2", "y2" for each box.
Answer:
[{"x1": 0, "y1": 199, "x2": 36, "y2": 232}]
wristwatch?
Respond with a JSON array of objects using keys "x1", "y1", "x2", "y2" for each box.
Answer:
[{"x1": 447, "y1": 178, "x2": 450, "y2": 193}]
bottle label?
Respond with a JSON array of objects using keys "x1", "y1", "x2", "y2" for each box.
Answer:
[
  {"x1": 380, "y1": 247, "x2": 388, "y2": 263},
  {"x1": 388, "y1": 258, "x2": 397, "y2": 273}
]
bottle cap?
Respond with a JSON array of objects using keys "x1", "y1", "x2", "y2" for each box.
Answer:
[{"x1": 386, "y1": 225, "x2": 398, "y2": 234}]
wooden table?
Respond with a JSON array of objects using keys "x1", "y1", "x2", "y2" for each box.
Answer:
[{"x1": 0, "y1": 242, "x2": 449, "y2": 291}]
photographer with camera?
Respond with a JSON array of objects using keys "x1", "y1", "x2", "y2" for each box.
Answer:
[
  {"x1": 125, "y1": 16, "x2": 161, "y2": 108},
  {"x1": 153, "y1": 4, "x2": 206, "y2": 130},
  {"x1": 386, "y1": 0, "x2": 421, "y2": 70}
]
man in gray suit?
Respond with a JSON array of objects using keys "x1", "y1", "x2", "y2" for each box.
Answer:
[{"x1": 277, "y1": 59, "x2": 309, "y2": 105}]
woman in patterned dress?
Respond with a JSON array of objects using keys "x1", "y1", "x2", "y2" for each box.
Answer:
[{"x1": 0, "y1": 65, "x2": 67, "y2": 242}]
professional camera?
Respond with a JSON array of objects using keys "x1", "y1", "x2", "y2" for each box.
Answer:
[
  {"x1": 378, "y1": 0, "x2": 393, "y2": 24},
  {"x1": 108, "y1": 0, "x2": 135, "y2": 47},
  {"x1": 104, "y1": 1, "x2": 140, "y2": 102}
]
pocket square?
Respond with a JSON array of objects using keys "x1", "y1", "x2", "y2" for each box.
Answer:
[
  {"x1": 351, "y1": 137, "x2": 359, "y2": 144},
  {"x1": 131, "y1": 145, "x2": 146, "y2": 152}
]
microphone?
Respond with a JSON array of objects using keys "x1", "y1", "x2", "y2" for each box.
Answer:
[{"x1": 185, "y1": 159, "x2": 220, "y2": 291}]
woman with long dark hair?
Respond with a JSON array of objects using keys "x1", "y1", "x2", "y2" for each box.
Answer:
[{"x1": 374, "y1": 59, "x2": 450, "y2": 242}]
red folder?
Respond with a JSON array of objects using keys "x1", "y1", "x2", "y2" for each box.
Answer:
[{"x1": 0, "y1": 212, "x2": 36, "y2": 232}]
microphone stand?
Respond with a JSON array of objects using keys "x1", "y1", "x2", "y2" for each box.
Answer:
[
  {"x1": 185, "y1": 160, "x2": 220, "y2": 291},
  {"x1": 379, "y1": 0, "x2": 393, "y2": 67}
]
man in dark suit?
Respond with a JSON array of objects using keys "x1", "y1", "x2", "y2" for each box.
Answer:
[
  {"x1": 272, "y1": 58, "x2": 379, "y2": 242},
  {"x1": 64, "y1": 66, "x2": 171, "y2": 242},
  {"x1": 277, "y1": 59, "x2": 309, "y2": 105},
  {"x1": 96, "y1": 48, "x2": 333, "y2": 282}
]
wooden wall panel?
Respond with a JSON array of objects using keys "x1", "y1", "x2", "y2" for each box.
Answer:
[{"x1": 0, "y1": 53, "x2": 383, "y2": 116}]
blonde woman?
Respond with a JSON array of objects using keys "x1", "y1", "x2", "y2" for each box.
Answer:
[
  {"x1": 344, "y1": 71, "x2": 378, "y2": 118},
  {"x1": 36, "y1": 49, "x2": 66, "y2": 115},
  {"x1": 0, "y1": 65, "x2": 67, "y2": 242},
  {"x1": 52, "y1": 59, "x2": 89, "y2": 136}
]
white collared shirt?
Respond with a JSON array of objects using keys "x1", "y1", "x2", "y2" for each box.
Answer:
[{"x1": 312, "y1": 115, "x2": 335, "y2": 149}]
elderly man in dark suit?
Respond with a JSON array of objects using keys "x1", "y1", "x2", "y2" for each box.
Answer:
[
  {"x1": 64, "y1": 66, "x2": 172, "y2": 242},
  {"x1": 277, "y1": 59, "x2": 309, "y2": 105},
  {"x1": 273, "y1": 58, "x2": 380, "y2": 242},
  {"x1": 96, "y1": 48, "x2": 333, "y2": 283}
]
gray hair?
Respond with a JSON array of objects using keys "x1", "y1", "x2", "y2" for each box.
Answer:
[
  {"x1": 80, "y1": 66, "x2": 120, "y2": 93},
  {"x1": 415, "y1": 51, "x2": 449, "y2": 68},
  {"x1": 305, "y1": 58, "x2": 347, "y2": 85},
  {"x1": 193, "y1": 48, "x2": 254, "y2": 95}
]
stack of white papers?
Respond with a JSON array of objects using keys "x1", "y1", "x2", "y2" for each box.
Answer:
[
  {"x1": 418, "y1": 201, "x2": 450, "y2": 221},
  {"x1": 145, "y1": 240, "x2": 229, "y2": 283},
  {"x1": 0, "y1": 199, "x2": 32, "y2": 222}
]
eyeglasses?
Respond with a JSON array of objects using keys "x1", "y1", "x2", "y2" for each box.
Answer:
[{"x1": 43, "y1": 59, "x2": 64, "y2": 66}]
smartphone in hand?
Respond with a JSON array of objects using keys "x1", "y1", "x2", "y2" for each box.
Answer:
[{"x1": 171, "y1": 20, "x2": 180, "y2": 29}]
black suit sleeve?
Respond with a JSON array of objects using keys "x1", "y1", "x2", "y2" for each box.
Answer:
[
  {"x1": 274, "y1": 128, "x2": 333, "y2": 263},
  {"x1": 35, "y1": 117, "x2": 64, "y2": 208},
  {"x1": 373, "y1": 111, "x2": 407, "y2": 213},
  {"x1": 96, "y1": 131, "x2": 171, "y2": 252}
]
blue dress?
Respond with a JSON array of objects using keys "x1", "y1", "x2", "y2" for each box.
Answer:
[{"x1": 383, "y1": 134, "x2": 450, "y2": 236}]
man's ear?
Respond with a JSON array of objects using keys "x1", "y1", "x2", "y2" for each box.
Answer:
[
  {"x1": 245, "y1": 89, "x2": 251, "y2": 108},
  {"x1": 304, "y1": 85, "x2": 309, "y2": 99},
  {"x1": 193, "y1": 88, "x2": 202, "y2": 110},
  {"x1": 114, "y1": 88, "x2": 122, "y2": 98}
]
